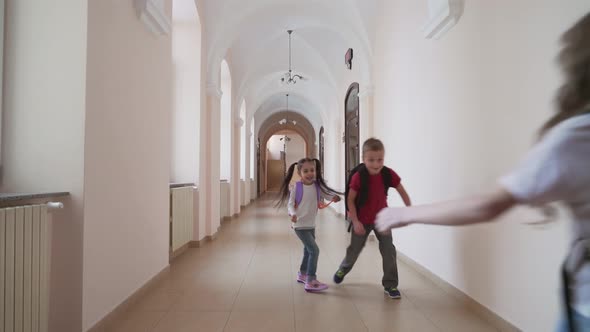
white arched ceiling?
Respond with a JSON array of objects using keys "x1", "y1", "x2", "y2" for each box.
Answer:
[
  {"x1": 247, "y1": 74, "x2": 336, "y2": 123},
  {"x1": 254, "y1": 92, "x2": 322, "y2": 135},
  {"x1": 193, "y1": 0, "x2": 378, "y2": 139}
]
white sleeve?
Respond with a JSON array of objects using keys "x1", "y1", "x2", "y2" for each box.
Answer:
[
  {"x1": 499, "y1": 135, "x2": 571, "y2": 205},
  {"x1": 287, "y1": 186, "x2": 296, "y2": 216}
]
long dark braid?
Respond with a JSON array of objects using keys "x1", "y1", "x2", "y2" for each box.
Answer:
[
  {"x1": 274, "y1": 161, "x2": 299, "y2": 208},
  {"x1": 313, "y1": 158, "x2": 343, "y2": 197}
]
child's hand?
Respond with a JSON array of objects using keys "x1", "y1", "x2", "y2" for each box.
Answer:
[
  {"x1": 375, "y1": 207, "x2": 409, "y2": 233},
  {"x1": 352, "y1": 221, "x2": 365, "y2": 235},
  {"x1": 331, "y1": 196, "x2": 341, "y2": 203},
  {"x1": 291, "y1": 215, "x2": 297, "y2": 223}
]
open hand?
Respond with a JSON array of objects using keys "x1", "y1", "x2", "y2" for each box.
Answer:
[{"x1": 375, "y1": 207, "x2": 410, "y2": 233}]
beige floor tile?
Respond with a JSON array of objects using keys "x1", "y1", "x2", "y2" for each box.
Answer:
[
  {"x1": 344, "y1": 284, "x2": 416, "y2": 310},
  {"x1": 422, "y1": 307, "x2": 499, "y2": 332},
  {"x1": 107, "y1": 196, "x2": 502, "y2": 332},
  {"x1": 224, "y1": 310, "x2": 295, "y2": 332},
  {"x1": 170, "y1": 289, "x2": 238, "y2": 312},
  {"x1": 295, "y1": 306, "x2": 368, "y2": 332},
  {"x1": 403, "y1": 290, "x2": 464, "y2": 310},
  {"x1": 133, "y1": 288, "x2": 183, "y2": 312},
  {"x1": 357, "y1": 307, "x2": 441, "y2": 332},
  {"x1": 152, "y1": 311, "x2": 229, "y2": 332},
  {"x1": 107, "y1": 310, "x2": 167, "y2": 332},
  {"x1": 292, "y1": 285, "x2": 357, "y2": 311},
  {"x1": 232, "y1": 288, "x2": 294, "y2": 311}
]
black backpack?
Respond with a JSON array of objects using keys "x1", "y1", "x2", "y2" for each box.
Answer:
[{"x1": 344, "y1": 163, "x2": 393, "y2": 232}]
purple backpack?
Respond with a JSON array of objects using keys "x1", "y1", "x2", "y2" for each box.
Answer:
[{"x1": 294, "y1": 181, "x2": 321, "y2": 209}]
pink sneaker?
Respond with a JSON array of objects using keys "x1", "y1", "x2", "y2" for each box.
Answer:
[
  {"x1": 304, "y1": 279, "x2": 329, "y2": 292},
  {"x1": 297, "y1": 272, "x2": 307, "y2": 284}
]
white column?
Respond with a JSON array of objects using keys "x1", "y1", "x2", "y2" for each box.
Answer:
[
  {"x1": 244, "y1": 122, "x2": 252, "y2": 204},
  {"x1": 199, "y1": 83, "x2": 222, "y2": 236},
  {"x1": 231, "y1": 116, "x2": 241, "y2": 215}
]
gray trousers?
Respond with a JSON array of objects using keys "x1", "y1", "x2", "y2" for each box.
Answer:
[{"x1": 339, "y1": 223, "x2": 399, "y2": 288}]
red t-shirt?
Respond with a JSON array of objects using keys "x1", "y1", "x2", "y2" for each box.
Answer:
[{"x1": 349, "y1": 167, "x2": 401, "y2": 225}]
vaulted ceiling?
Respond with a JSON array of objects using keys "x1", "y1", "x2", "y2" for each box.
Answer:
[{"x1": 191, "y1": 0, "x2": 379, "y2": 132}]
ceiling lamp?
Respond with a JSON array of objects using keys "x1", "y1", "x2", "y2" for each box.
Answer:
[
  {"x1": 280, "y1": 30, "x2": 305, "y2": 84},
  {"x1": 278, "y1": 94, "x2": 297, "y2": 126}
]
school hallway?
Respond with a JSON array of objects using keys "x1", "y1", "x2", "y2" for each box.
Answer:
[
  {"x1": 3, "y1": 1, "x2": 588, "y2": 331},
  {"x1": 103, "y1": 195, "x2": 499, "y2": 332}
]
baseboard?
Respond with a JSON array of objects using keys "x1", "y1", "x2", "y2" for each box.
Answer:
[
  {"x1": 206, "y1": 233, "x2": 217, "y2": 242},
  {"x1": 397, "y1": 252, "x2": 520, "y2": 332},
  {"x1": 189, "y1": 236, "x2": 213, "y2": 248},
  {"x1": 169, "y1": 243, "x2": 189, "y2": 261},
  {"x1": 87, "y1": 265, "x2": 170, "y2": 332}
]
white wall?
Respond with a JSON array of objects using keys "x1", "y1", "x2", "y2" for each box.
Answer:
[
  {"x1": 373, "y1": 1, "x2": 589, "y2": 330},
  {"x1": 83, "y1": 1, "x2": 172, "y2": 330},
  {"x1": 1, "y1": 1, "x2": 88, "y2": 331},
  {"x1": 171, "y1": 6, "x2": 201, "y2": 184},
  {"x1": 285, "y1": 134, "x2": 305, "y2": 169},
  {"x1": 240, "y1": 102, "x2": 246, "y2": 179},
  {"x1": 220, "y1": 60, "x2": 232, "y2": 180},
  {"x1": 250, "y1": 120, "x2": 255, "y2": 179},
  {"x1": 267, "y1": 135, "x2": 283, "y2": 160}
]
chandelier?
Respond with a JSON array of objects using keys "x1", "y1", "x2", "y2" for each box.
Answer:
[
  {"x1": 280, "y1": 30, "x2": 305, "y2": 84},
  {"x1": 278, "y1": 94, "x2": 297, "y2": 126}
]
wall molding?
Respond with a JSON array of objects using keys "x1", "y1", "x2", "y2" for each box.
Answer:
[
  {"x1": 134, "y1": 0, "x2": 171, "y2": 36},
  {"x1": 422, "y1": 0, "x2": 464, "y2": 40}
]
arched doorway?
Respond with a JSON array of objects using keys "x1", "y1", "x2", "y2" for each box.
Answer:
[
  {"x1": 344, "y1": 83, "x2": 360, "y2": 177},
  {"x1": 256, "y1": 112, "x2": 316, "y2": 194}
]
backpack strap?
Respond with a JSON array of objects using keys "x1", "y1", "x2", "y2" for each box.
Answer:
[
  {"x1": 295, "y1": 181, "x2": 324, "y2": 209},
  {"x1": 356, "y1": 164, "x2": 370, "y2": 209},
  {"x1": 381, "y1": 166, "x2": 393, "y2": 196},
  {"x1": 294, "y1": 181, "x2": 303, "y2": 208}
]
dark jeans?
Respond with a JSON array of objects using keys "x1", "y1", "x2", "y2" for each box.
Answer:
[
  {"x1": 295, "y1": 229, "x2": 319, "y2": 281},
  {"x1": 339, "y1": 223, "x2": 399, "y2": 288}
]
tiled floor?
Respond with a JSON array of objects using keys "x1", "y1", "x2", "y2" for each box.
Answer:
[{"x1": 106, "y1": 195, "x2": 500, "y2": 332}]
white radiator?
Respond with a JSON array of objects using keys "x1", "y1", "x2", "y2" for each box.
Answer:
[
  {"x1": 1, "y1": 204, "x2": 50, "y2": 332},
  {"x1": 170, "y1": 187, "x2": 194, "y2": 252}
]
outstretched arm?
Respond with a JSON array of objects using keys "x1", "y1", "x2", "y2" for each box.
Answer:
[
  {"x1": 395, "y1": 183, "x2": 412, "y2": 207},
  {"x1": 375, "y1": 186, "x2": 517, "y2": 232}
]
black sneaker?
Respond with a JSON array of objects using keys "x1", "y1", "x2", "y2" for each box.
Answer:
[
  {"x1": 384, "y1": 287, "x2": 401, "y2": 299},
  {"x1": 333, "y1": 269, "x2": 347, "y2": 284}
]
